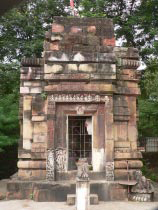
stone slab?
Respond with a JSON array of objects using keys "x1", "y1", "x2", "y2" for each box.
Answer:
[{"x1": 67, "y1": 194, "x2": 99, "y2": 205}]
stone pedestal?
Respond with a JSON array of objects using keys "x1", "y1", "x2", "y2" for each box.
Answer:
[
  {"x1": 76, "y1": 158, "x2": 90, "y2": 210},
  {"x1": 76, "y1": 180, "x2": 90, "y2": 210}
]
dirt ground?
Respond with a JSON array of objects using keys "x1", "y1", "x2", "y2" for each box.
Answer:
[{"x1": 0, "y1": 200, "x2": 158, "y2": 210}]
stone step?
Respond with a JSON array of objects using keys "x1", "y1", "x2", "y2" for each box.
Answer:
[{"x1": 67, "y1": 194, "x2": 99, "y2": 205}]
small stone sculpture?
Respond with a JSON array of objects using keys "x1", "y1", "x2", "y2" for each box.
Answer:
[
  {"x1": 76, "y1": 158, "x2": 89, "y2": 180},
  {"x1": 131, "y1": 170, "x2": 154, "y2": 193},
  {"x1": 130, "y1": 170, "x2": 154, "y2": 202}
]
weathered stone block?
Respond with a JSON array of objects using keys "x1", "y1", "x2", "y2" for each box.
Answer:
[
  {"x1": 115, "y1": 141, "x2": 130, "y2": 148},
  {"x1": 128, "y1": 125, "x2": 137, "y2": 141},
  {"x1": 130, "y1": 141, "x2": 137, "y2": 150},
  {"x1": 70, "y1": 26, "x2": 82, "y2": 34},
  {"x1": 23, "y1": 121, "x2": 33, "y2": 139},
  {"x1": 24, "y1": 81, "x2": 42, "y2": 87},
  {"x1": 51, "y1": 34, "x2": 63, "y2": 41},
  {"x1": 32, "y1": 96, "x2": 45, "y2": 116},
  {"x1": 66, "y1": 194, "x2": 99, "y2": 205},
  {"x1": 23, "y1": 139, "x2": 32, "y2": 150},
  {"x1": 105, "y1": 140, "x2": 114, "y2": 162},
  {"x1": 66, "y1": 64, "x2": 78, "y2": 71},
  {"x1": 20, "y1": 87, "x2": 30, "y2": 94},
  {"x1": 44, "y1": 64, "x2": 63, "y2": 74},
  {"x1": 18, "y1": 169, "x2": 46, "y2": 180},
  {"x1": 67, "y1": 194, "x2": 75, "y2": 205},
  {"x1": 52, "y1": 23, "x2": 64, "y2": 33},
  {"x1": 114, "y1": 169, "x2": 135, "y2": 180},
  {"x1": 87, "y1": 35, "x2": 100, "y2": 46},
  {"x1": 50, "y1": 41, "x2": 60, "y2": 51},
  {"x1": 18, "y1": 160, "x2": 46, "y2": 169},
  {"x1": 30, "y1": 87, "x2": 42, "y2": 94},
  {"x1": 33, "y1": 133, "x2": 47, "y2": 143},
  {"x1": 33, "y1": 189, "x2": 54, "y2": 202},
  {"x1": 102, "y1": 38, "x2": 115, "y2": 46},
  {"x1": 31, "y1": 143, "x2": 46, "y2": 153},
  {"x1": 114, "y1": 123, "x2": 128, "y2": 141},
  {"x1": 23, "y1": 96, "x2": 32, "y2": 111},
  {"x1": 33, "y1": 122, "x2": 47, "y2": 134},
  {"x1": 87, "y1": 26, "x2": 96, "y2": 34},
  {"x1": 114, "y1": 151, "x2": 142, "y2": 159},
  {"x1": 79, "y1": 64, "x2": 97, "y2": 72},
  {"x1": 31, "y1": 152, "x2": 46, "y2": 159},
  {"x1": 110, "y1": 187, "x2": 127, "y2": 200},
  {"x1": 32, "y1": 116, "x2": 45, "y2": 122},
  {"x1": 18, "y1": 150, "x2": 31, "y2": 159},
  {"x1": 114, "y1": 160, "x2": 143, "y2": 169}
]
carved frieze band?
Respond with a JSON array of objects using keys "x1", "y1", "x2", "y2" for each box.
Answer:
[
  {"x1": 49, "y1": 94, "x2": 110, "y2": 103},
  {"x1": 121, "y1": 59, "x2": 139, "y2": 68},
  {"x1": 106, "y1": 161, "x2": 114, "y2": 181}
]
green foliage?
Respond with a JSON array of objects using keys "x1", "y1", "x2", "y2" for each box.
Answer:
[
  {"x1": 138, "y1": 99, "x2": 158, "y2": 137},
  {"x1": 0, "y1": 0, "x2": 70, "y2": 150},
  {"x1": 79, "y1": 0, "x2": 106, "y2": 17},
  {"x1": 138, "y1": 59, "x2": 158, "y2": 137},
  {"x1": 0, "y1": 63, "x2": 19, "y2": 151},
  {"x1": 0, "y1": 0, "x2": 70, "y2": 62},
  {"x1": 0, "y1": 94, "x2": 19, "y2": 151},
  {"x1": 142, "y1": 153, "x2": 158, "y2": 182},
  {"x1": 79, "y1": 0, "x2": 158, "y2": 61}
]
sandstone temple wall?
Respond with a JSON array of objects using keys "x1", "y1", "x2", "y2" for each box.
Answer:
[{"x1": 18, "y1": 17, "x2": 142, "y2": 181}]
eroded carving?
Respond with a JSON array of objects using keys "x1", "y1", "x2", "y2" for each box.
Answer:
[
  {"x1": 106, "y1": 162, "x2": 114, "y2": 181},
  {"x1": 49, "y1": 94, "x2": 109, "y2": 103},
  {"x1": 55, "y1": 147, "x2": 67, "y2": 172},
  {"x1": 76, "y1": 105, "x2": 85, "y2": 115},
  {"x1": 76, "y1": 158, "x2": 89, "y2": 180},
  {"x1": 131, "y1": 170, "x2": 154, "y2": 193},
  {"x1": 46, "y1": 147, "x2": 67, "y2": 180},
  {"x1": 130, "y1": 170, "x2": 154, "y2": 202},
  {"x1": 46, "y1": 149, "x2": 55, "y2": 181}
]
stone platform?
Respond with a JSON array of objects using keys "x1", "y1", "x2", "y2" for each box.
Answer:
[{"x1": 7, "y1": 180, "x2": 128, "y2": 202}]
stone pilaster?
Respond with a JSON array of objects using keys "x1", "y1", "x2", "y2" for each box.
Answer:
[{"x1": 105, "y1": 95, "x2": 115, "y2": 181}]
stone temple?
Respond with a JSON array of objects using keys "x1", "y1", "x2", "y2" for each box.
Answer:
[{"x1": 7, "y1": 17, "x2": 148, "y2": 201}]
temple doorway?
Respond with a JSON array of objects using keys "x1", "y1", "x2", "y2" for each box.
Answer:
[{"x1": 68, "y1": 116, "x2": 92, "y2": 170}]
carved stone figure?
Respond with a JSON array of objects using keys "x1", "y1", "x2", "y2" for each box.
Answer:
[
  {"x1": 76, "y1": 158, "x2": 89, "y2": 180},
  {"x1": 130, "y1": 170, "x2": 154, "y2": 202},
  {"x1": 55, "y1": 147, "x2": 67, "y2": 172},
  {"x1": 131, "y1": 170, "x2": 154, "y2": 194}
]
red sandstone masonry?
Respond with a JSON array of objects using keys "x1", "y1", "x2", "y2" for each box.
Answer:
[
  {"x1": 16, "y1": 17, "x2": 141, "y2": 185},
  {"x1": 52, "y1": 23, "x2": 64, "y2": 33},
  {"x1": 102, "y1": 38, "x2": 116, "y2": 46}
]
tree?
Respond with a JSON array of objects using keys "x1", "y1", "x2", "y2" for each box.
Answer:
[
  {"x1": 0, "y1": 0, "x2": 70, "y2": 150},
  {"x1": 0, "y1": 63, "x2": 19, "y2": 151},
  {"x1": 0, "y1": 0, "x2": 70, "y2": 62},
  {"x1": 79, "y1": 0, "x2": 158, "y2": 61},
  {"x1": 138, "y1": 59, "x2": 158, "y2": 137}
]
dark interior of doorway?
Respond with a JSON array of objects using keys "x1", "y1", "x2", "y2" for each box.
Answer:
[{"x1": 68, "y1": 116, "x2": 92, "y2": 170}]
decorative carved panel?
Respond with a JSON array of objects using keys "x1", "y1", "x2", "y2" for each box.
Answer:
[
  {"x1": 49, "y1": 94, "x2": 110, "y2": 103},
  {"x1": 106, "y1": 161, "x2": 114, "y2": 181}
]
